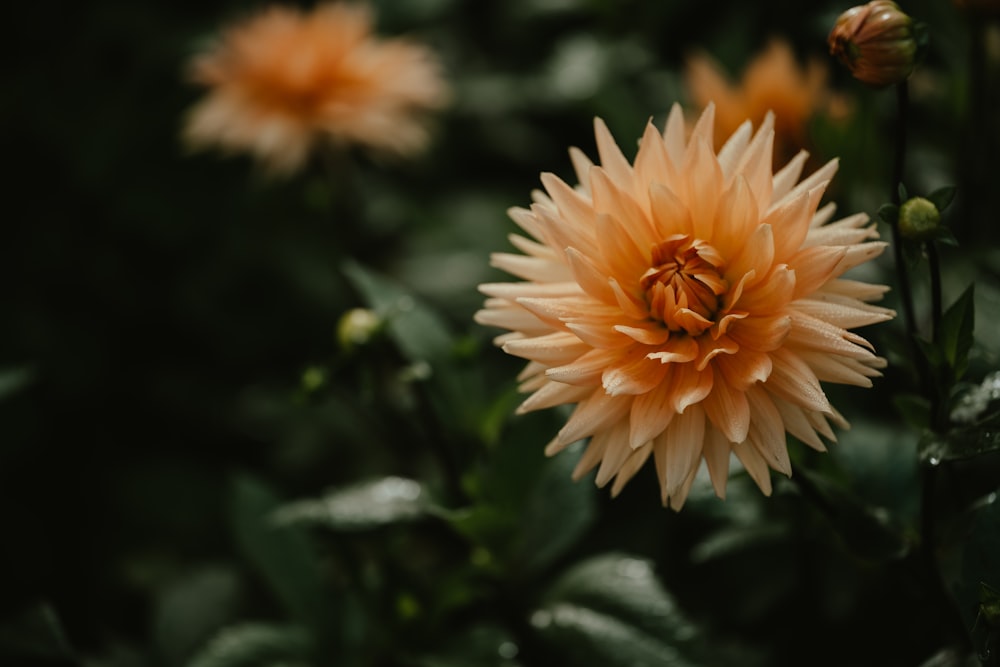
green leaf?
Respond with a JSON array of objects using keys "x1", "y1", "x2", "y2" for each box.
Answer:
[
  {"x1": 952, "y1": 371, "x2": 1000, "y2": 425},
  {"x1": 877, "y1": 203, "x2": 899, "y2": 225},
  {"x1": 920, "y1": 409, "x2": 1000, "y2": 463},
  {"x1": 917, "y1": 336, "x2": 943, "y2": 368},
  {"x1": 441, "y1": 504, "x2": 517, "y2": 552},
  {"x1": 952, "y1": 493, "x2": 1000, "y2": 649},
  {"x1": 228, "y1": 474, "x2": 331, "y2": 636},
  {"x1": 898, "y1": 182, "x2": 909, "y2": 202},
  {"x1": 540, "y1": 553, "x2": 698, "y2": 643},
  {"x1": 689, "y1": 523, "x2": 790, "y2": 563},
  {"x1": 928, "y1": 185, "x2": 957, "y2": 212},
  {"x1": 529, "y1": 603, "x2": 698, "y2": 667},
  {"x1": 479, "y1": 409, "x2": 553, "y2": 511},
  {"x1": 413, "y1": 624, "x2": 520, "y2": 667},
  {"x1": 270, "y1": 476, "x2": 430, "y2": 531},
  {"x1": 980, "y1": 582, "x2": 1000, "y2": 629},
  {"x1": 791, "y1": 467, "x2": 911, "y2": 563},
  {"x1": 0, "y1": 602, "x2": 76, "y2": 663},
  {"x1": 530, "y1": 553, "x2": 705, "y2": 667},
  {"x1": 931, "y1": 226, "x2": 959, "y2": 247},
  {"x1": 511, "y1": 442, "x2": 597, "y2": 576},
  {"x1": 939, "y1": 284, "x2": 976, "y2": 385},
  {"x1": 342, "y1": 260, "x2": 453, "y2": 366},
  {"x1": 153, "y1": 566, "x2": 243, "y2": 667},
  {"x1": 0, "y1": 365, "x2": 35, "y2": 402},
  {"x1": 187, "y1": 623, "x2": 311, "y2": 667},
  {"x1": 893, "y1": 393, "x2": 932, "y2": 430}
]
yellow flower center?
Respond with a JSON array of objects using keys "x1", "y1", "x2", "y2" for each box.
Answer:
[{"x1": 641, "y1": 235, "x2": 728, "y2": 336}]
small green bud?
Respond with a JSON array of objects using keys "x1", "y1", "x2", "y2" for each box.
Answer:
[
  {"x1": 300, "y1": 366, "x2": 327, "y2": 392},
  {"x1": 898, "y1": 196, "x2": 941, "y2": 241},
  {"x1": 336, "y1": 307, "x2": 382, "y2": 350}
]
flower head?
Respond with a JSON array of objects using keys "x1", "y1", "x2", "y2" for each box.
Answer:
[
  {"x1": 183, "y1": 3, "x2": 450, "y2": 174},
  {"x1": 828, "y1": 1, "x2": 917, "y2": 88},
  {"x1": 476, "y1": 105, "x2": 894, "y2": 509},
  {"x1": 898, "y1": 196, "x2": 942, "y2": 241},
  {"x1": 685, "y1": 39, "x2": 843, "y2": 165}
]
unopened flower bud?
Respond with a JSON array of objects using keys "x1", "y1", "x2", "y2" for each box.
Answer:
[
  {"x1": 828, "y1": 1, "x2": 918, "y2": 88},
  {"x1": 898, "y1": 196, "x2": 941, "y2": 241},
  {"x1": 337, "y1": 308, "x2": 382, "y2": 350},
  {"x1": 301, "y1": 366, "x2": 326, "y2": 392}
]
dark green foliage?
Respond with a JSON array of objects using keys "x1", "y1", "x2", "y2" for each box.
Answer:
[{"x1": 3, "y1": 0, "x2": 1000, "y2": 666}]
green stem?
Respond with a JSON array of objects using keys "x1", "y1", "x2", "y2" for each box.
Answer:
[
  {"x1": 920, "y1": 463, "x2": 976, "y2": 652},
  {"x1": 927, "y1": 241, "x2": 947, "y2": 431},
  {"x1": 888, "y1": 80, "x2": 971, "y2": 652},
  {"x1": 890, "y1": 81, "x2": 918, "y2": 341},
  {"x1": 928, "y1": 242, "x2": 943, "y2": 343}
]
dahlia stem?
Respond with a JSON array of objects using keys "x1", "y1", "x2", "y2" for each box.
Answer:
[
  {"x1": 887, "y1": 79, "x2": 971, "y2": 650},
  {"x1": 928, "y1": 243, "x2": 943, "y2": 344},
  {"x1": 890, "y1": 80, "x2": 918, "y2": 341},
  {"x1": 919, "y1": 465, "x2": 975, "y2": 651}
]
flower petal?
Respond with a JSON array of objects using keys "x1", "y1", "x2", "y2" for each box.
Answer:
[{"x1": 703, "y1": 369, "x2": 750, "y2": 443}]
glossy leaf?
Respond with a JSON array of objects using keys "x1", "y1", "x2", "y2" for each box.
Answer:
[
  {"x1": 413, "y1": 623, "x2": 521, "y2": 667},
  {"x1": 953, "y1": 493, "x2": 1000, "y2": 652},
  {"x1": 939, "y1": 284, "x2": 975, "y2": 385},
  {"x1": 932, "y1": 226, "x2": 959, "y2": 247},
  {"x1": 442, "y1": 504, "x2": 517, "y2": 552},
  {"x1": 981, "y1": 582, "x2": 1000, "y2": 629},
  {"x1": 877, "y1": 203, "x2": 899, "y2": 225},
  {"x1": 187, "y1": 623, "x2": 311, "y2": 667},
  {"x1": 511, "y1": 442, "x2": 596, "y2": 577},
  {"x1": 529, "y1": 603, "x2": 699, "y2": 667},
  {"x1": 0, "y1": 602, "x2": 75, "y2": 664},
  {"x1": 952, "y1": 371, "x2": 1000, "y2": 425},
  {"x1": 271, "y1": 476, "x2": 429, "y2": 531},
  {"x1": 920, "y1": 409, "x2": 1000, "y2": 464},
  {"x1": 791, "y1": 467, "x2": 911, "y2": 563},
  {"x1": 342, "y1": 260, "x2": 453, "y2": 366},
  {"x1": 152, "y1": 566, "x2": 243, "y2": 667},
  {"x1": 539, "y1": 553, "x2": 698, "y2": 643},
  {"x1": 928, "y1": 185, "x2": 957, "y2": 212},
  {"x1": 229, "y1": 475, "x2": 331, "y2": 636},
  {"x1": 530, "y1": 553, "x2": 705, "y2": 667}
]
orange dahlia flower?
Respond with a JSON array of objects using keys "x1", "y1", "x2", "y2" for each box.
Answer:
[
  {"x1": 685, "y1": 40, "x2": 839, "y2": 165},
  {"x1": 476, "y1": 105, "x2": 894, "y2": 509},
  {"x1": 183, "y1": 3, "x2": 449, "y2": 174}
]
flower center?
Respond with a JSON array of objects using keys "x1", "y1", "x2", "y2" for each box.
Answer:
[{"x1": 640, "y1": 235, "x2": 727, "y2": 336}]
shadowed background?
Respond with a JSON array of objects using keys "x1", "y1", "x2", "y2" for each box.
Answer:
[{"x1": 3, "y1": 0, "x2": 999, "y2": 665}]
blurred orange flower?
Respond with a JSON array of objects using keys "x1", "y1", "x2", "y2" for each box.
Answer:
[
  {"x1": 476, "y1": 105, "x2": 893, "y2": 509},
  {"x1": 685, "y1": 39, "x2": 844, "y2": 165},
  {"x1": 183, "y1": 3, "x2": 450, "y2": 174}
]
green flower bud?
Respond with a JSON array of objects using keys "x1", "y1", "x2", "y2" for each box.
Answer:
[
  {"x1": 828, "y1": 1, "x2": 918, "y2": 88},
  {"x1": 337, "y1": 307, "x2": 382, "y2": 350},
  {"x1": 300, "y1": 366, "x2": 327, "y2": 392},
  {"x1": 898, "y1": 196, "x2": 941, "y2": 241}
]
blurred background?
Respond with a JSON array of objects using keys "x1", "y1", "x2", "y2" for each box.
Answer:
[{"x1": 3, "y1": 0, "x2": 1000, "y2": 665}]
